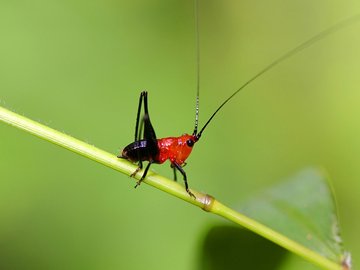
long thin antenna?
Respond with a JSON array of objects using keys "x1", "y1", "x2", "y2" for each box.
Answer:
[
  {"x1": 196, "y1": 14, "x2": 360, "y2": 140},
  {"x1": 193, "y1": 0, "x2": 200, "y2": 136}
]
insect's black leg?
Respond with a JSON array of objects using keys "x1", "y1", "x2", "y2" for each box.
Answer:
[
  {"x1": 134, "y1": 162, "x2": 152, "y2": 188},
  {"x1": 142, "y1": 92, "x2": 159, "y2": 161},
  {"x1": 143, "y1": 91, "x2": 150, "y2": 115},
  {"x1": 171, "y1": 165, "x2": 177, "y2": 182},
  {"x1": 134, "y1": 92, "x2": 146, "y2": 141},
  {"x1": 172, "y1": 162, "x2": 195, "y2": 199},
  {"x1": 138, "y1": 117, "x2": 144, "y2": 142},
  {"x1": 143, "y1": 92, "x2": 157, "y2": 141}
]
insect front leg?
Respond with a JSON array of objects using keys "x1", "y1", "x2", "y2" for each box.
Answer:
[{"x1": 172, "y1": 162, "x2": 195, "y2": 199}]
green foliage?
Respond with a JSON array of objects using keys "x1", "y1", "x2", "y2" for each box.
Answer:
[{"x1": 239, "y1": 169, "x2": 350, "y2": 269}]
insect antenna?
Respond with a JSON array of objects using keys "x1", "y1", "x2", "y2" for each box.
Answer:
[
  {"x1": 195, "y1": 14, "x2": 360, "y2": 140},
  {"x1": 192, "y1": 0, "x2": 200, "y2": 137}
]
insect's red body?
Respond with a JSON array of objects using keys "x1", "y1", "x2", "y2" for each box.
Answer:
[{"x1": 156, "y1": 134, "x2": 197, "y2": 165}]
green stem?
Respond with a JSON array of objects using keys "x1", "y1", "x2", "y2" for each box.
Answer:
[
  {"x1": 211, "y1": 201, "x2": 342, "y2": 270},
  {"x1": 0, "y1": 106, "x2": 342, "y2": 270}
]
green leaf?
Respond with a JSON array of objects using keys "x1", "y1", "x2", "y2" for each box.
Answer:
[{"x1": 239, "y1": 168, "x2": 350, "y2": 268}]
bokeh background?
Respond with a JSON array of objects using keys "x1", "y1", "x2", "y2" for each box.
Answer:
[{"x1": 1, "y1": 0, "x2": 359, "y2": 269}]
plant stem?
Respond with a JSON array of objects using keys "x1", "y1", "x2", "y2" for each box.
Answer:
[
  {"x1": 211, "y1": 201, "x2": 342, "y2": 270},
  {"x1": 0, "y1": 106, "x2": 342, "y2": 270}
]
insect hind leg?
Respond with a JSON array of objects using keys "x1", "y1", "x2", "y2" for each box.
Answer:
[
  {"x1": 134, "y1": 162, "x2": 152, "y2": 188},
  {"x1": 134, "y1": 91, "x2": 146, "y2": 142},
  {"x1": 130, "y1": 160, "x2": 143, "y2": 178}
]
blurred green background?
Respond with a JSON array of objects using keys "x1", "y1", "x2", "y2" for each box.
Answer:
[{"x1": 1, "y1": 0, "x2": 359, "y2": 269}]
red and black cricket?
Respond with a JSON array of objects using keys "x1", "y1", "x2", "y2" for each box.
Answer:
[
  {"x1": 119, "y1": 91, "x2": 202, "y2": 198},
  {"x1": 118, "y1": 5, "x2": 358, "y2": 198}
]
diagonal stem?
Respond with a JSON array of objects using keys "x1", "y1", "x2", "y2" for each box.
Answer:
[{"x1": 0, "y1": 105, "x2": 342, "y2": 270}]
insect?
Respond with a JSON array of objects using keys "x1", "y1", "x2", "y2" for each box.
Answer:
[{"x1": 119, "y1": 2, "x2": 359, "y2": 198}]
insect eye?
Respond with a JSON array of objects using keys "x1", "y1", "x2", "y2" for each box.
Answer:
[{"x1": 186, "y1": 139, "x2": 194, "y2": 147}]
